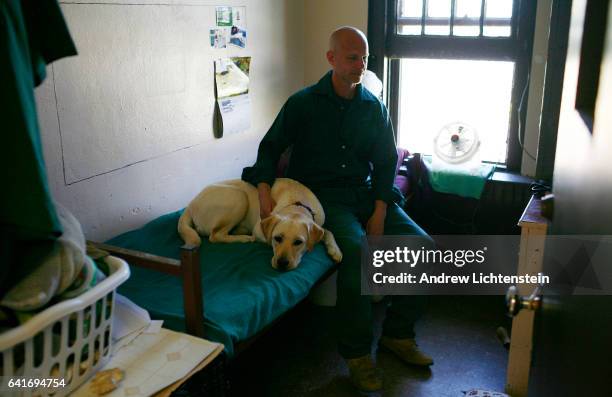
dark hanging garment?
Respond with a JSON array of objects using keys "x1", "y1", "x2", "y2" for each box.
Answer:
[{"x1": 0, "y1": 0, "x2": 77, "y2": 296}]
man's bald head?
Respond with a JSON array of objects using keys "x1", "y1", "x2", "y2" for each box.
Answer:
[
  {"x1": 328, "y1": 26, "x2": 368, "y2": 52},
  {"x1": 326, "y1": 26, "x2": 369, "y2": 96}
]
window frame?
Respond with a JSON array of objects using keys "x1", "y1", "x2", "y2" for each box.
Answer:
[{"x1": 368, "y1": 0, "x2": 537, "y2": 170}]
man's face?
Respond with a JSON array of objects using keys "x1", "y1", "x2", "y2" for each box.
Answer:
[{"x1": 328, "y1": 33, "x2": 369, "y2": 86}]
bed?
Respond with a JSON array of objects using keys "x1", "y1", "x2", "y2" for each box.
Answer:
[
  {"x1": 92, "y1": 148, "x2": 412, "y2": 358},
  {"x1": 92, "y1": 210, "x2": 337, "y2": 358}
]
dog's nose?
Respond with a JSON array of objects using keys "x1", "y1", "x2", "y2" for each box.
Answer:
[{"x1": 276, "y1": 257, "x2": 289, "y2": 271}]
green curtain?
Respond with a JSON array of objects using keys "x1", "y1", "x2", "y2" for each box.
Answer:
[{"x1": 0, "y1": 0, "x2": 77, "y2": 296}]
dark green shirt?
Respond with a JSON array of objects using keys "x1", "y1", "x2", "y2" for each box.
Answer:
[
  {"x1": 1, "y1": 0, "x2": 77, "y2": 294},
  {"x1": 242, "y1": 71, "x2": 398, "y2": 203},
  {"x1": 1, "y1": 0, "x2": 77, "y2": 239}
]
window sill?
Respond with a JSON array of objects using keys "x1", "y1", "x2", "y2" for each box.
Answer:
[{"x1": 489, "y1": 169, "x2": 534, "y2": 185}]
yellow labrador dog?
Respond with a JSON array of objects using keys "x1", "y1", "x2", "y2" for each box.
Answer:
[{"x1": 178, "y1": 178, "x2": 342, "y2": 271}]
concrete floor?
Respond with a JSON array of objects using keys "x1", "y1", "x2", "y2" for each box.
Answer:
[{"x1": 229, "y1": 296, "x2": 511, "y2": 397}]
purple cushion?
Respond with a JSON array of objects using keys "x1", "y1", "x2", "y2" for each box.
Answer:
[
  {"x1": 396, "y1": 147, "x2": 410, "y2": 174},
  {"x1": 394, "y1": 147, "x2": 410, "y2": 195},
  {"x1": 395, "y1": 174, "x2": 409, "y2": 196}
]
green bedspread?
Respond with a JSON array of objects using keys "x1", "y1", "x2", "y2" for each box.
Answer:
[{"x1": 107, "y1": 210, "x2": 335, "y2": 357}]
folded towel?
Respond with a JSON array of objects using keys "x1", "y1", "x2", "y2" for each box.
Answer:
[
  {"x1": 425, "y1": 156, "x2": 495, "y2": 199},
  {"x1": 1, "y1": 203, "x2": 86, "y2": 311},
  {"x1": 0, "y1": 254, "x2": 61, "y2": 311}
]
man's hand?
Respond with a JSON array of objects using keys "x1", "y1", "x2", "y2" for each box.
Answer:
[
  {"x1": 258, "y1": 182, "x2": 276, "y2": 219},
  {"x1": 366, "y1": 200, "x2": 387, "y2": 235}
]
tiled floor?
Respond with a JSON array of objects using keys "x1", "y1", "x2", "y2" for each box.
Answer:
[{"x1": 229, "y1": 295, "x2": 510, "y2": 397}]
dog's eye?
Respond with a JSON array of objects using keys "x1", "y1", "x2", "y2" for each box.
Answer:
[
  {"x1": 293, "y1": 239, "x2": 303, "y2": 246},
  {"x1": 274, "y1": 235, "x2": 283, "y2": 243}
]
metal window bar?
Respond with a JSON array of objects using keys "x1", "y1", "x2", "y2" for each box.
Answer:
[
  {"x1": 479, "y1": 0, "x2": 487, "y2": 36},
  {"x1": 421, "y1": 0, "x2": 427, "y2": 35},
  {"x1": 511, "y1": 0, "x2": 519, "y2": 38},
  {"x1": 450, "y1": 0, "x2": 457, "y2": 35},
  {"x1": 397, "y1": 16, "x2": 512, "y2": 27},
  {"x1": 397, "y1": 0, "x2": 512, "y2": 37}
]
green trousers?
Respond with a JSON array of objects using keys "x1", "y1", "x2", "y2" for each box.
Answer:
[{"x1": 314, "y1": 186, "x2": 432, "y2": 359}]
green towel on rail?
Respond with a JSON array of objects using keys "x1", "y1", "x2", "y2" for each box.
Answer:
[{"x1": 424, "y1": 156, "x2": 495, "y2": 199}]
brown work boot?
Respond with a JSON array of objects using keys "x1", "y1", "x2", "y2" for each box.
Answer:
[
  {"x1": 379, "y1": 336, "x2": 434, "y2": 366},
  {"x1": 346, "y1": 355, "x2": 383, "y2": 392}
]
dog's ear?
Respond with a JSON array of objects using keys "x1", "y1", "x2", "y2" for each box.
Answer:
[
  {"x1": 260, "y1": 215, "x2": 281, "y2": 243},
  {"x1": 307, "y1": 223, "x2": 325, "y2": 251}
]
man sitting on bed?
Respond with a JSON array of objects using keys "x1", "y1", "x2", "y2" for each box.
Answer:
[{"x1": 242, "y1": 26, "x2": 433, "y2": 392}]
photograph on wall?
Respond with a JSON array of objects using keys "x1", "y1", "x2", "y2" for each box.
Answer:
[
  {"x1": 214, "y1": 57, "x2": 251, "y2": 135},
  {"x1": 211, "y1": 6, "x2": 247, "y2": 49},
  {"x1": 230, "y1": 6, "x2": 247, "y2": 48},
  {"x1": 230, "y1": 26, "x2": 247, "y2": 48},
  {"x1": 215, "y1": 6, "x2": 232, "y2": 26},
  {"x1": 209, "y1": 28, "x2": 227, "y2": 49}
]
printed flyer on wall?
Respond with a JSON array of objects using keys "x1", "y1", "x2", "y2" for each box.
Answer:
[{"x1": 214, "y1": 57, "x2": 251, "y2": 135}]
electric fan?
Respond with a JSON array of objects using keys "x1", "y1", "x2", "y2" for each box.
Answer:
[{"x1": 433, "y1": 122, "x2": 481, "y2": 164}]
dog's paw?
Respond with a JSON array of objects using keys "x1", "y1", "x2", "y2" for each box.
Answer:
[
  {"x1": 327, "y1": 245, "x2": 343, "y2": 263},
  {"x1": 182, "y1": 236, "x2": 202, "y2": 247},
  {"x1": 239, "y1": 235, "x2": 256, "y2": 243}
]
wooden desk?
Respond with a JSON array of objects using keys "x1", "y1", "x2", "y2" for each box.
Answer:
[{"x1": 505, "y1": 195, "x2": 549, "y2": 397}]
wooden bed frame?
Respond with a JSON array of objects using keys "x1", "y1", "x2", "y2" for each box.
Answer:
[
  {"x1": 89, "y1": 241, "x2": 338, "y2": 356},
  {"x1": 90, "y1": 242, "x2": 205, "y2": 337}
]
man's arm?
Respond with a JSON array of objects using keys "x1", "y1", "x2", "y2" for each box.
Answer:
[
  {"x1": 366, "y1": 199, "x2": 387, "y2": 236},
  {"x1": 257, "y1": 182, "x2": 276, "y2": 219},
  {"x1": 367, "y1": 104, "x2": 397, "y2": 235},
  {"x1": 242, "y1": 100, "x2": 297, "y2": 213}
]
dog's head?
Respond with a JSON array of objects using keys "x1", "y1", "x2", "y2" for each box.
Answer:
[{"x1": 260, "y1": 213, "x2": 324, "y2": 271}]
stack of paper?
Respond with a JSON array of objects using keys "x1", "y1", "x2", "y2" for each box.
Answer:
[{"x1": 73, "y1": 328, "x2": 222, "y2": 397}]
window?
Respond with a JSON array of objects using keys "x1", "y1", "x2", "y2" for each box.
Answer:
[
  {"x1": 398, "y1": 0, "x2": 513, "y2": 37},
  {"x1": 397, "y1": 58, "x2": 514, "y2": 162},
  {"x1": 368, "y1": 0, "x2": 537, "y2": 169}
]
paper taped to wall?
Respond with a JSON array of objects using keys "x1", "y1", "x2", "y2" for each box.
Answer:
[
  {"x1": 211, "y1": 6, "x2": 247, "y2": 49},
  {"x1": 214, "y1": 57, "x2": 252, "y2": 136}
]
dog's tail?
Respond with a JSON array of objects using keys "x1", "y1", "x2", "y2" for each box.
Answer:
[{"x1": 177, "y1": 207, "x2": 202, "y2": 246}]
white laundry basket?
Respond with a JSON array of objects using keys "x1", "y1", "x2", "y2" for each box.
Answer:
[{"x1": 0, "y1": 256, "x2": 130, "y2": 397}]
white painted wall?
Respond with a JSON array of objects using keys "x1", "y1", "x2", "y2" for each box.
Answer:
[
  {"x1": 36, "y1": 0, "x2": 547, "y2": 241},
  {"x1": 37, "y1": 0, "x2": 304, "y2": 240}
]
